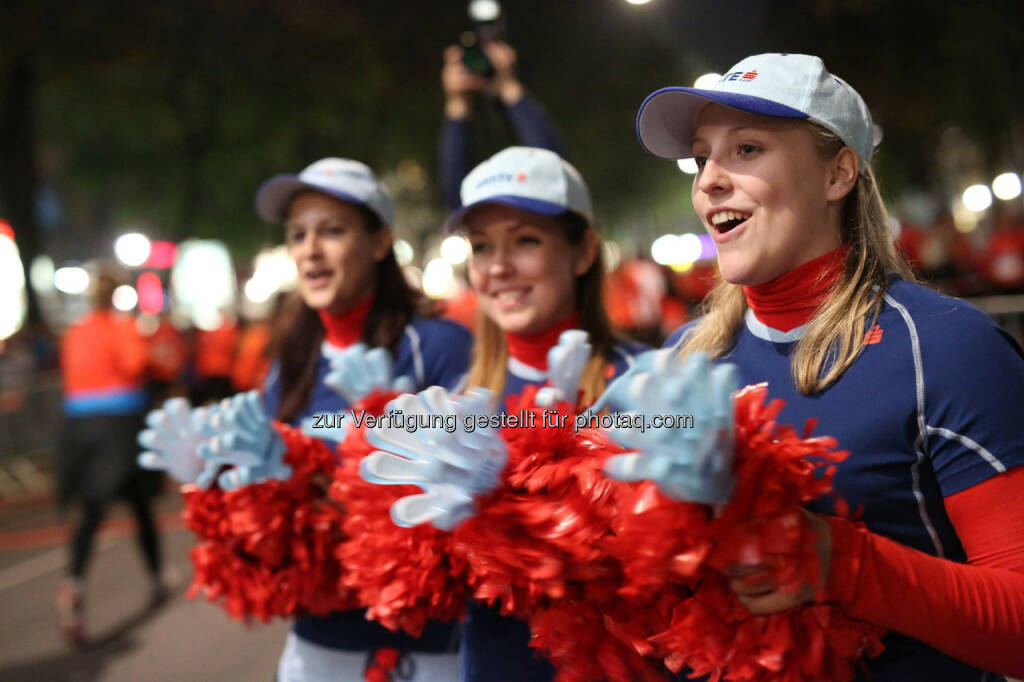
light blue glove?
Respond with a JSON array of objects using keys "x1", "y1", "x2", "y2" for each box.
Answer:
[
  {"x1": 535, "y1": 330, "x2": 592, "y2": 407},
  {"x1": 196, "y1": 390, "x2": 290, "y2": 491},
  {"x1": 137, "y1": 398, "x2": 217, "y2": 484},
  {"x1": 322, "y1": 342, "x2": 416, "y2": 403},
  {"x1": 359, "y1": 387, "x2": 507, "y2": 531},
  {"x1": 304, "y1": 343, "x2": 417, "y2": 442},
  {"x1": 596, "y1": 350, "x2": 739, "y2": 505}
]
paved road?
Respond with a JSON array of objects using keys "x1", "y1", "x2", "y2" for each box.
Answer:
[{"x1": 0, "y1": 493, "x2": 289, "y2": 682}]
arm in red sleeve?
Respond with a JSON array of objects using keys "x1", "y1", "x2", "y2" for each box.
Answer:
[{"x1": 825, "y1": 465, "x2": 1024, "y2": 677}]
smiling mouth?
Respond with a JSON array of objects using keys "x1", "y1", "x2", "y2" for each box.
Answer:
[
  {"x1": 710, "y1": 211, "x2": 751, "y2": 234},
  {"x1": 491, "y1": 288, "x2": 530, "y2": 306}
]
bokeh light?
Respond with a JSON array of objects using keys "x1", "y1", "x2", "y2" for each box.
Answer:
[
  {"x1": 992, "y1": 172, "x2": 1022, "y2": 201},
  {"x1": 114, "y1": 232, "x2": 152, "y2": 267}
]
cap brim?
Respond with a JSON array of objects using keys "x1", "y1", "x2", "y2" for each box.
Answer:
[
  {"x1": 636, "y1": 87, "x2": 809, "y2": 159},
  {"x1": 253, "y1": 174, "x2": 372, "y2": 223},
  {"x1": 445, "y1": 195, "x2": 569, "y2": 233}
]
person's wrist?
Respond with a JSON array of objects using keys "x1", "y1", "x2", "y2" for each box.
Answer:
[
  {"x1": 445, "y1": 96, "x2": 471, "y2": 120},
  {"x1": 495, "y1": 78, "x2": 524, "y2": 106},
  {"x1": 821, "y1": 515, "x2": 867, "y2": 607}
]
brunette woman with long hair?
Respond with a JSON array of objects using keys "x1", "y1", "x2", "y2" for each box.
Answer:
[{"x1": 253, "y1": 158, "x2": 473, "y2": 681}]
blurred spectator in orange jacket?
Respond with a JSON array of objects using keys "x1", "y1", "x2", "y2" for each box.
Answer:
[
  {"x1": 143, "y1": 311, "x2": 188, "y2": 402},
  {"x1": 192, "y1": 311, "x2": 238, "y2": 404},
  {"x1": 231, "y1": 321, "x2": 272, "y2": 392},
  {"x1": 56, "y1": 270, "x2": 164, "y2": 643}
]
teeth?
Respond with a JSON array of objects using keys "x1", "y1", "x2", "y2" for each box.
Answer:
[
  {"x1": 711, "y1": 211, "x2": 751, "y2": 226},
  {"x1": 495, "y1": 290, "x2": 525, "y2": 301}
]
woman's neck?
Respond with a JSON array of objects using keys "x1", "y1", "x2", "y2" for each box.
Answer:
[
  {"x1": 319, "y1": 297, "x2": 373, "y2": 348},
  {"x1": 743, "y1": 246, "x2": 849, "y2": 332},
  {"x1": 505, "y1": 313, "x2": 580, "y2": 370}
]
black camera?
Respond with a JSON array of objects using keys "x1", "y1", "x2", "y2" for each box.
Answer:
[{"x1": 460, "y1": 1, "x2": 506, "y2": 77}]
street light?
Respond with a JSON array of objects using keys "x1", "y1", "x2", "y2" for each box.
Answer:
[
  {"x1": 651, "y1": 234, "x2": 680, "y2": 265},
  {"x1": 0, "y1": 229, "x2": 26, "y2": 340},
  {"x1": 394, "y1": 239, "x2": 415, "y2": 266},
  {"x1": 114, "y1": 232, "x2": 151, "y2": 267},
  {"x1": 440, "y1": 236, "x2": 471, "y2": 265},
  {"x1": 112, "y1": 285, "x2": 138, "y2": 312},
  {"x1": 992, "y1": 172, "x2": 1022, "y2": 201},
  {"x1": 423, "y1": 258, "x2": 455, "y2": 299},
  {"x1": 469, "y1": 0, "x2": 501, "y2": 21},
  {"x1": 961, "y1": 184, "x2": 993, "y2": 212},
  {"x1": 54, "y1": 266, "x2": 90, "y2": 295}
]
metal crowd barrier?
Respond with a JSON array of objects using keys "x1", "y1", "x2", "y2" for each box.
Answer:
[{"x1": 0, "y1": 370, "x2": 61, "y2": 499}]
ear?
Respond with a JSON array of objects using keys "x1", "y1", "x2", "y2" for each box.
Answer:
[
  {"x1": 825, "y1": 147, "x2": 859, "y2": 202},
  {"x1": 572, "y1": 228, "x2": 601, "y2": 277},
  {"x1": 371, "y1": 227, "x2": 394, "y2": 262}
]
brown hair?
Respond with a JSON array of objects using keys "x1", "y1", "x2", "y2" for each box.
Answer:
[
  {"x1": 269, "y1": 202, "x2": 428, "y2": 423},
  {"x1": 465, "y1": 212, "x2": 617, "y2": 406},
  {"x1": 678, "y1": 123, "x2": 915, "y2": 394}
]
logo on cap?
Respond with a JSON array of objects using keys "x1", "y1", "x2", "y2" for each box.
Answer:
[{"x1": 720, "y1": 69, "x2": 759, "y2": 83}]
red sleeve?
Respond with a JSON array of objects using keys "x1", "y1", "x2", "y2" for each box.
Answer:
[{"x1": 825, "y1": 465, "x2": 1024, "y2": 677}]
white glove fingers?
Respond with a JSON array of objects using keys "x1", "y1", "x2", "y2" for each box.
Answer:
[
  {"x1": 137, "y1": 452, "x2": 164, "y2": 471},
  {"x1": 137, "y1": 429, "x2": 166, "y2": 451},
  {"x1": 360, "y1": 451, "x2": 438, "y2": 485},
  {"x1": 164, "y1": 398, "x2": 193, "y2": 433},
  {"x1": 391, "y1": 493, "x2": 470, "y2": 531},
  {"x1": 240, "y1": 391, "x2": 266, "y2": 426},
  {"x1": 420, "y1": 386, "x2": 454, "y2": 417}
]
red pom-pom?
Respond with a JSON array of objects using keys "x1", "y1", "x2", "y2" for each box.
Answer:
[
  {"x1": 605, "y1": 383, "x2": 886, "y2": 681},
  {"x1": 453, "y1": 387, "x2": 671, "y2": 681},
  {"x1": 182, "y1": 422, "x2": 356, "y2": 621},
  {"x1": 329, "y1": 391, "x2": 470, "y2": 637}
]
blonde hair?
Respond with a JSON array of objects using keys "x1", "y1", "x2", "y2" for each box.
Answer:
[
  {"x1": 679, "y1": 124, "x2": 915, "y2": 394},
  {"x1": 466, "y1": 212, "x2": 617, "y2": 406}
]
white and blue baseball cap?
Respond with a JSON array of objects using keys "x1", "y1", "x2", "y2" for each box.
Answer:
[
  {"x1": 447, "y1": 146, "x2": 594, "y2": 232},
  {"x1": 255, "y1": 157, "x2": 396, "y2": 225},
  {"x1": 637, "y1": 53, "x2": 876, "y2": 167}
]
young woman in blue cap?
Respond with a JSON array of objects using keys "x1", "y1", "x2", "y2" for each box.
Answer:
[
  {"x1": 447, "y1": 146, "x2": 648, "y2": 681},
  {"x1": 257, "y1": 158, "x2": 474, "y2": 682},
  {"x1": 144, "y1": 158, "x2": 473, "y2": 681},
  {"x1": 635, "y1": 54, "x2": 1024, "y2": 679}
]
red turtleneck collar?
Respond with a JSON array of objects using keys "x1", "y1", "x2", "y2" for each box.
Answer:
[
  {"x1": 743, "y1": 246, "x2": 849, "y2": 332},
  {"x1": 319, "y1": 297, "x2": 373, "y2": 348},
  {"x1": 505, "y1": 313, "x2": 580, "y2": 370}
]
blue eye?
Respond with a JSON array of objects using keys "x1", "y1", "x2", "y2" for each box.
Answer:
[{"x1": 694, "y1": 157, "x2": 708, "y2": 169}]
